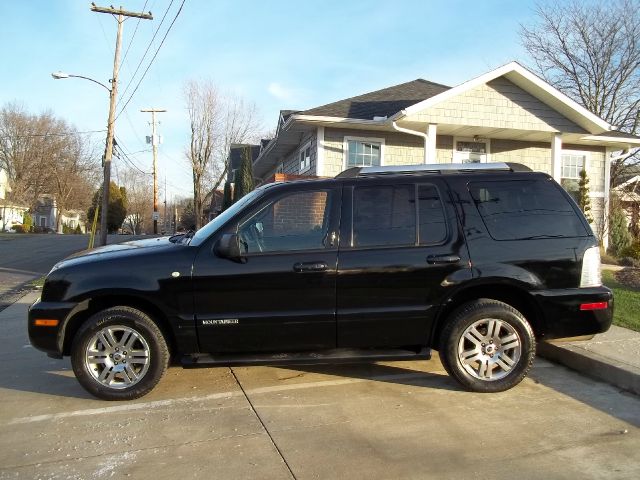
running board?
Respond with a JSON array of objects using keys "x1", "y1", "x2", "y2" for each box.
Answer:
[{"x1": 182, "y1": 347, "x2": 431, "y2": 368}]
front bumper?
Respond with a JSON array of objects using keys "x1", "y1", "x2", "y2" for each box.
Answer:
[
  {"x1": 28, "y1": 298, "x2": 81, "y2": 358},
  {"x1": 532, "y1": 286, "x2": 613, "y2": 340}
]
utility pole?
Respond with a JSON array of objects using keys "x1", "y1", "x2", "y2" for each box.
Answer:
[
  {"x1": 141, "y1": 108, "x2": 166, "y2": 234},
  {"x1": 92, "y1": 4, "x2": 152, "y2": 246},
  {"x1": 163, "y1": 177, "x2": 167, "y2": 233}
]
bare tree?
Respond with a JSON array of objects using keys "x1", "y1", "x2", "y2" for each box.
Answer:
[
  {"x1": 206, "y1": 95, "x2": 262, "y2": 206},
  {"x1": 184, "y1": 80, "x2": 220, "y2": 229},
  {"x1": 120, "y1": 166, "x2": 153, "y2": 234},
  {"x1": 0, "y1": 103, "x2": 100, "y2": 219},
  {"x1": 50, "y1": 131, "x2": 100, "y2": 231},
  {"x1": 184, "y1": 81, "x2": 262, "y2": 228},
  {"x1": 520, "y1": 0, "x2": 640, "y2": 183}
]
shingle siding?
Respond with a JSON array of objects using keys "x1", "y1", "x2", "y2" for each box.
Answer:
[
  {"x1": 406, "y1": 77, "x2": 586, "y2": 134},
  {"x1": 281, "y1": 132, "x2": 317, "y2": 175}
]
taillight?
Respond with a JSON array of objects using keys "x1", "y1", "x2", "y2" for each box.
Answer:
[{"x1": 580, "y1": 246, "x2": 602, "y2": 288}]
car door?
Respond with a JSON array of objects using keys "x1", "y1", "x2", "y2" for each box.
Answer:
[
  {"x1": 192, "y1": 183, "x2": 341, "y2": 353},
  {"x1": 336, "y1": 179, "x2": 468, "y2": 348}
]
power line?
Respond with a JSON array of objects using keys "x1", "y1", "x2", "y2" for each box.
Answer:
[
  {"x1": 113, "y1": 136, "x2": 152, "y2": 175},
  {"x1": 117, "y1": 0, "x2": 175, "y2": 108},
  {"x1": 11, "y1": 130, "x2": 107, "y2": 138},
  {"x1": 116, "y1": 0, "x2": 186, "y2": 120},
  {"x1": 120, "y1": 0, "x2": 149, "y2": 67},
  {"x1": 124, "y1": 109, "x2": 146, "y2": 144}
]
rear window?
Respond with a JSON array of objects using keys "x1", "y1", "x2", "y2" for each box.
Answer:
[
  {"x1": 352, "y1": 183, "x2": 447, "y2": 247},
  {"x1": 468, "y1": 179, "x2": 589, "y2": 240}
]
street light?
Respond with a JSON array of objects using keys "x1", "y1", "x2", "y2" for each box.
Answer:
[
  {"x1": 51, "y1": 69, "x2": 118, "y2": 247},
  {"x1": 51, "y1": 71, "x2": 111, "y2": 92}
]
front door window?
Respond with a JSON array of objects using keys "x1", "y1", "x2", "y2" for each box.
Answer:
[{"x1": 238, "y1": 190, "x2": 331, "y2": 254}]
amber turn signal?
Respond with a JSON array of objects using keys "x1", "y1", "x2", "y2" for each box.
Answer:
[{"x1": 34, "y1": 319, "x2": 59, "y2": 327}]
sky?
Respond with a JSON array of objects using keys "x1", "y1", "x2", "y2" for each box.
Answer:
[{"x1": 0, "y1": 0, "x2": 543, "y2": 199}]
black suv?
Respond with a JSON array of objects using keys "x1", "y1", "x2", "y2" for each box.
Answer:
[{"x1": 28, "y1": 163, "x2": 613, "y2": 400}]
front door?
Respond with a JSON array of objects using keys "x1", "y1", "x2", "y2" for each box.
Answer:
[
  {"x1": 193, "y1": 184, "x2": 341, "y2": 353},
  {"x1": 336, "y1": 179, "x2": 467, "y2": 348}
]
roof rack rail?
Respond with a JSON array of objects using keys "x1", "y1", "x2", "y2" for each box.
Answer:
[{"x1": 335, "y1": 162, "x2": 531, "y2": 178}]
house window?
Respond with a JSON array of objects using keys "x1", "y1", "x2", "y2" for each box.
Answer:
[
  {"x1": 299, "y1": 143, "x2": 311, "y2": 173},
  {"x1": 453, "y1": 138, "x2": 490, "y2": 163},
  {"x1": 345, "y1": 137, "x2": 384, "y2": 168},
  {"x1": 561, "y1": 152, "x2": 588, "y2": 201},
  {"x1": 40, "y1": 217, "x2": 46, "y2": 227}
]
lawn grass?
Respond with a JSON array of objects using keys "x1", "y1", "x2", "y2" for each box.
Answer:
[{"x1": 602, "y1": 270, "x2": 640, "y2": 332}]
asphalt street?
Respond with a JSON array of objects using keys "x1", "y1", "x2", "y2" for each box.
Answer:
[
  {"x1": 0, "y1": 234, "x2": 151, "y2": 309},
  {"x1": 0, "y1": 234, "x2": 151, "y2": 275},
  {"x1": 1, "y1": 292, "x2": 639, "y2": 479}
]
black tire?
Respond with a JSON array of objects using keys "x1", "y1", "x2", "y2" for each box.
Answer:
[
  {"x1": 71, "y1": 306, "x2": 169, "y2": 400},
  {"x1": 438, "y1": 299, "x2": 535, "y2": 393}
]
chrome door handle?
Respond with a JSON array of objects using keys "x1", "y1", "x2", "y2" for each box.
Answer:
[
  {"x1": 426, "y1": 254, "x2": 460, "y2": 264},
  {"x1": 293, "y1": 262, "x2": 328, "y2": 272}
]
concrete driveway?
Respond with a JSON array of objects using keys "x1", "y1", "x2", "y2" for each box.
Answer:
[{"x1": 1, "y1": 293, "x2": 639, "y2": 480}]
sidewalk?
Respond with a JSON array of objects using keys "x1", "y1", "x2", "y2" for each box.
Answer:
[
  {"x1": 0, "y1": 267, "x2": 39, "y2": 312},
  {"x1": 538, "y1": 326, "x2": 640, "y2": 396}
]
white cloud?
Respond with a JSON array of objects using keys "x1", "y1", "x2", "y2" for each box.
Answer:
[{"x1": 267, "y1": 82, "x2": 294, "y2": 101}]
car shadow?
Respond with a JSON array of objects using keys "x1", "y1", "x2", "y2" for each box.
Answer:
[
  {"x1": 0, "y1": 353, "x2": 95, "y2": 400},
  {"x1": 273, "y1": 361, "x2": 462, "y2": 392},
  {"x1": 527, "y1": 360, "x2": 640, "y2": 427}
]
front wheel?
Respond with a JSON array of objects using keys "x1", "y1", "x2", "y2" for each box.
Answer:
[
  {"x1": 439, "y1": 299, "x2": 535, "y2": 392},
  {"x1": 71, "y1": 307, "x2": 169, "y2": 400}
]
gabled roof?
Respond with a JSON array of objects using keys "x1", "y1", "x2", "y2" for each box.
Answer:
[
  {"x1": 302, "y1": 79, "x2": 450, "y2": 120},
  {"x1": 395, "y1": 61, "x2": 612, "y2": 133}
]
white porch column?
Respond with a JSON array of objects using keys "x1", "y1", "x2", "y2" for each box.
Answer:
[
  {"x1": 316, "y1": 126, "x2": 325, "y2": 176},
  {"x1": 603, "y1": 147, "x2": 612, "y2": 250},
  {"x1": 551, "y1": 133, "x2": 562, "y2": 181},
  {"x1": 425, "y1": 123, "x2": 437, "y2": 163}
]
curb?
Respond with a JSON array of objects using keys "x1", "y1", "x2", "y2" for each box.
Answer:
[{"x1": 537, "y1": 341, "x2": 640, "y2": 396}]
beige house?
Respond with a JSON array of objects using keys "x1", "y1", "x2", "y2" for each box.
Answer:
[
  {"x1": 0, "y1": 168, "x2": 28, "y2": 232},
  {"x1": 253, "y1": 62, "x2": 640, "y2": 247}
]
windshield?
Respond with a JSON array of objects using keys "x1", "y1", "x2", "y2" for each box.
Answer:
[{"x1": 189, "y1": 187, "x2": 266, "y2": 246}]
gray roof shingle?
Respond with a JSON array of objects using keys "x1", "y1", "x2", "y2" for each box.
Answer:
[{"x1": 301, "y1": 79, "x2": 450, "y2": 120}]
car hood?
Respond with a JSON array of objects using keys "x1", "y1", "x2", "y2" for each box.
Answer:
[{"x1": 51, "y1": 237, "x2": 182, "y2": 272}]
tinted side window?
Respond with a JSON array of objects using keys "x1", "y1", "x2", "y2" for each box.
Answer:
[
  {"x1": 469, "y1": 179, "x2": 588, "y2": 240},
  {"x1": 418, "y1": 184, "x2": 447, "y2": 245},
  {"x1": 238, "y1": 190, "x2": 330, "y2": 253},
  {"x1": 353, "y1": 185, "x2": 415, "y2": 247}
]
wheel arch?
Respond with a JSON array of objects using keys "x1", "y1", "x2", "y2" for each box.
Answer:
[
  {"x1": 62, "y1": 294, "x2": 176, "y2": 357},
  {"x1": 431, "y1": 282, "x2": 546, "y2": 349}
]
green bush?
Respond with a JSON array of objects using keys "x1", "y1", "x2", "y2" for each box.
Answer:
[
  {"x1": 609, "y1": 205, "x2": 632, "y2": 256},
  {"x1": 23, "y1": 212, "x2": 33, "y2": 232},
  {"x1": 620, "y1": 242, "x2": 640, "y2": 260}
]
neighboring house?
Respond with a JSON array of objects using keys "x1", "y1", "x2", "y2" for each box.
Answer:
[
  {"x1": 253, "y1": 61, "x2": 640, "y2": 247},
  {"x1": 227, "y1": 144, "x2": 261, "y2": 183},
  {"x1": 31, "y1": 195, "x2": 86, "y2": 233},
  {"x1": 61, "y1": 209, "x2": 86, "y2": 233},
  {"x1": 204, "y1": 189, "x2": 225, "y2": 222},
  {"x1": 613, "y1": 174, "x2": 640, "y2": 236},
  {"x1": 0, "y1": 199, "x2": 28, "y2": 232},
  {"x1": 32, "y1": 194, "x2": 57, "y2": 231},
  {"x1": 0, "y1": 168, "x2": 28, "y2": 232}
]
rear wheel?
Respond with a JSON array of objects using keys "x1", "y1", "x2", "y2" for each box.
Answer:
[
  {"x1": 439, "y1": 299, "x2": 535, "y2": 392},
  {"x1": 71, "y1": 307, "x2": 169, "y2": 400}
]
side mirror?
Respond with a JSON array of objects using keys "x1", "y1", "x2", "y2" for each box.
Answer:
[{"x1": 214, "y1": 233, "x2": 245, "y2": 262}]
